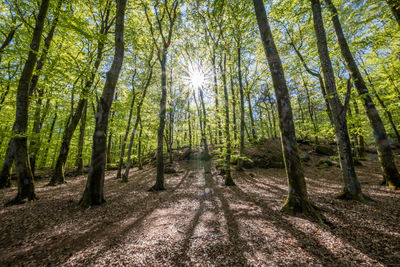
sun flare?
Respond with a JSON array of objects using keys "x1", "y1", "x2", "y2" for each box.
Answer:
[{"x1": 189, "y1": 69, "x2": 205, "y2": 89}]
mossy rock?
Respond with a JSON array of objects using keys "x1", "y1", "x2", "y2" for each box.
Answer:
[{"x1": 314, "y1": 145, "x2": 335, "y2": 156}]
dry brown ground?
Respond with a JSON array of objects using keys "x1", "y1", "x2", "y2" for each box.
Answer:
[{"x1": 0, "y1": 152, "x2": 399, "y2": 266}]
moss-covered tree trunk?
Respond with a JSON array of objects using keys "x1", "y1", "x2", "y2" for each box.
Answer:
[
  {"x1": 310, "y1": 0, "x2": 372, "y2": 203},
  {"x1": 79, "y1": 0, "x2": 126, "y2": 209},
  {"x1": 326, "y1": 0, "x2": 400, "y2": 190},
  {"x1": 253, "y1": 0, "x2": 321, "y2": 220},
  {"x1": 7, "y1": 0, "x2": 50, "y2": 204}
]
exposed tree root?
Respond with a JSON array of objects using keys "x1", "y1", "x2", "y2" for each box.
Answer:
[
  {"x1": 281, "y1": 197, "x2": 327, "y2": 224},
  {"x1": 336, "y1": 190, "x2": 375, "y2": 205},
  {"x1": 148, "y1": 184, "x2": 165, "y2": 192},
  {"x1": 5, "y1": 193, "x2": 38, "y2": 206}
]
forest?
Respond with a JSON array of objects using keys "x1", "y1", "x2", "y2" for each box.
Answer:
[{"x1": 0, "y1": 0, "x2": 400, "y2": 266}]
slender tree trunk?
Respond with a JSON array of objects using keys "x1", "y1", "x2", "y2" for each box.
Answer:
[
  {"x1": 116, "y1": 87, "x2": 136, "y2": 178},
  {"x1": 230, "y1": 67, "x2": 238, "y2": 143},
  {"x1": 122, "y1": 87, "x2": 149, "y2": 182},
  {"x1": 187, "y1": 98, "x2": 192, "y2": 151},
  {"x1": 237, "y1": 47, "x2": 245, "y2": 171},
  {"x1": 49, "y1": 99, "x2": 87, "y2": 185},
  {"x1": 40, "y1": 109, "x2": 57, "y2": 167},
  {"x1": 362, "y1": 68, "x2": 400, "y2": 144},
  {"x1": 212, "y1": 53, "x2": 222, "y2": 148},
  {"x1": 221, "y1": 53, "x2": 235, "y2": 186},
  {"x1": 387, "y1": 0, "x2": 400, "y2": 27},
  {"x1": 7, "y1": 0, "x2": 50, "y2": 205},
  {"x1": 351, "y1": 99, "x2": 366, "y2": 158},
  {"x1": 199, "y1": 88, "x2": 210, "y2": 160},
  {"x1": 138, "y1": 119, "x2": 143, "y2": 170},
  {"x1": 79, "y1": 0, "x2": 126, "y2": 208},
  {"x1": 75, "y1": 101, "x2": 87, "y2": 174},
  {"x1": 253, "y1": 0, "x2": 322, "y2": 220},
  {"x1": 311, "y1": 0, "x2": 371, "y2": 203},
  {"x1": 150, "y1": 51, "x2": 168, "y2": 191},
  {"x1": 107, "y1": 95, "x2": 117, "y2": 169},
  {"x1": 247, "y1": 91, "x2": 257, "y2": 141},
  {"x1": 326, "y1": 0, "x2": 400, "y2": 189}
]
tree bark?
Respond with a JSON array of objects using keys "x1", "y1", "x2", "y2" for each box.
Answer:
[
  {"x1": 311, "y1": 0, "x2": 371, "y2": 203},
  {"x1": 221, "y1": 52, "x2": 235, "y2": 186},
  {"x1": 75, "y1": 101, "x2": 87, "y2": 174},
  {"x1": 237, "y1": 47, "x2": 245, "y2": 171},
  {"x1": 7, "y1": 0, "x2": 50, "y2": 205},
  {"x1": 79, "y1": 0, "x2": 127, "y2": 208},
  {"x1": 326, "y1": 0, "x2": 400, "y2": 189},
  {"x1": 151, "y1": 52, "x2": 168, "y2": 191},
  {"x1": 253, "y1": 0, "x2": 322, "y2": 219}
]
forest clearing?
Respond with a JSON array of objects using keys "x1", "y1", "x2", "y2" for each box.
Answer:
[{"x1": 1, "y1": 0, "x2": 400, "y2": 266}]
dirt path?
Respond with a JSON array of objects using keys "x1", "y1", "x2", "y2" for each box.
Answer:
[{"x1": 0, "y1": 155, "x2": 399, "y2": 266}]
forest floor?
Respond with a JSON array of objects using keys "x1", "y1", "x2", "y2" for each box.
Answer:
[{"x1": 1, "y1": 149, "x2": 400, "y2": 266}]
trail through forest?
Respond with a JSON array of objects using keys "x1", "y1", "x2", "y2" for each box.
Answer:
[{"x1": 1, "y1": 151, "x2": 399, "y2": 266}]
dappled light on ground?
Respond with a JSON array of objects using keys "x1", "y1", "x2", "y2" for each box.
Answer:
[{"x1": 0, "y1": 154, "x2": 399, "y2": 266}]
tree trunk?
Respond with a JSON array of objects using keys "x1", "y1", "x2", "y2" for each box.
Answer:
[
  {"x1": 138, "y1": 119, "x2": 143, "y2": 170},
  {"x1": 230, "y1": 67, "x2": 238, "y2": 143},
  {"x1": 362, "y1": 67, "x2": 400, "y2": 144},
  {"x1": 212, "y1": 53, "x2": 222, "y2": 148},
  {"x1": 40, "y1": 109, "x2": 57, "y2": 168},
  {"x1": 247, "y1": 91, "x2": 257, "y2": 141},
  {"x1": 199, "y1": 88, "x2": 210, "y2": 160},
  {"x1": 221, "y1": 52, "x2": 235, "y2": 186},
  {"x1": 387, "y1": 0, "x2": 400, "y2": 27},
  {"x1": 28, "y1": 1, "x2": 62, "y2": 175},
  {"x1": 75, "y1": 101, "x2": 87, "y2": 174},
  {"x1": 122, "y1": 89, "x2": 149, "y2": 182},
  {"x1": 150, "y1": 51, "x2": 168, "y2": 191},
  {"x1": 326, "y1": 0, "x2": 400, "y2": 189},
  {"x1": 49, "y1": 2, "x2": 110, "y2": 186},
  {"x1": 49, "y1": 99, "x2": 87, "y2": 185},
  {"x1": 311, "y1": 0, "x2": 371, "y2": 203},
  {"x1": 7, "y1": 0, "x2": 50, "y2": 205},
  {"x1": 79, "y1": 0, "x2": 126, "y2": 208},
  {"x1": 187, "y1": 98, "x2": 192, "y2": 151},
  {"x1": 237, "y1": 47, "x2": 245, "y2": 171},
  {"x1": 116, "y1": 85, "x2": 136, "y2": 178},
  {"x1": 253, "y1": 0, "x2": 322, "y2": 220},
  {"x1": 0, "y1": 138, "x2": 14, "y2": 188}
]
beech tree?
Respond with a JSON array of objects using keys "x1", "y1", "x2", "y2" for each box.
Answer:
[
  {"x1": 79, "y1": 0, "x2": 127, "y2": 208},
  {"x1": 6, "y1": 0, "x2": 50, "y2": 204},
  {"x1": 253, "y1": 0, "x2": 321, "y2": 219}
]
